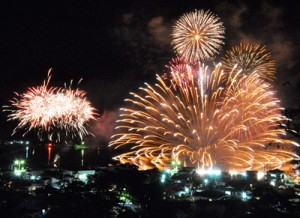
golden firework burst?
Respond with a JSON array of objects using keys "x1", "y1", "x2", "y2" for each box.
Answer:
[
  {"x1": 221, "y1": 43, "x2": 276, "y2": 81},
  {"x1": 109, "y1": 64, "x2": 298, "y2": 171},
  {"x1": 172, "y1": 9, "x2": 225, "y2": 63}
]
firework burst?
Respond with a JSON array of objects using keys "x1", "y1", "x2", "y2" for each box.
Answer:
[
  {"x1": 163, "y1": 57, "x2": 196, "y2": 88},
  {"x1": 3, "y1": 70, "x2": 97, "y2": 142},
  {"x1": 221, "y1": 43, "x2": 276, "y2": 81},
  {"x1": 110, "y1": 64, "x2": 298, "y2": 171},
  {"x1": 172, "y1": 9, "x2": 225, "y2": 63}
]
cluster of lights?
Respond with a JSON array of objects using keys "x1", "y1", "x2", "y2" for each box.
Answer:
[
  {"x1": 14, "y1": 159, "x2": 25, "y2": 165},
  {"x1": 6, "y1": 140, "x2": 30, "y2": 145},
  {"x1": 257, "y1": 171, "x2": 265, "y2": 180},
  {"x1": 13, "y1": 159, "x2": 26, "y2": 176},
  {"x1": 229, "y1": 170, "x2": 247, "y2": 177},
  {"x1": 160, "y1": 174, "x2": 166, "y2": 183},
  {"x1": 165, "y1": 168, "x2": 178, "y2": 175},
  {"x1": 196, "y1": 168, "x2": 221, "y2": 176},
  {"x1": 171, "y1": 160, "x2": 181, "y2": 169}
]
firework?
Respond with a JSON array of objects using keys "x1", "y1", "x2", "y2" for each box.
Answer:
[
  {"x1": 164, "y1": 57, "x2": 195, "y2": 88},
  {"x1": 221, "y1": 43, "x2": 276, "y2": 81},
  {"x1": 166, "y1": 57, "x2": 189, "y2": 74},
  {"x1": 3, "y1": 70, "x2": 97, "y2": 142},
  {"x1": 172, "y1": 9, "x2": 225, "y2": 63},
  {"x1": 110, "y1": 64, "x2": 298, "y2": 171}
]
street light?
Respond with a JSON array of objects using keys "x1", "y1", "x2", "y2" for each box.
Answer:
[
  {"x1": 26, "y1": 146, "x2": 29, "y2": 158},
  {"x1": 75, "y1": 141, "x2": 88, "y2": 167},
  {"x1": 13, "y1": 159, "x2": 25, "y2": 176}
]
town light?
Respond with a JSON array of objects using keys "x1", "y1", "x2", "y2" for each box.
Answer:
[
  {"x1": 13, "y1": 159, "x2": 26, "y2": 176},
  {"x1": 196, "y1": 168, "x2": 221, "y2": 177},
  {"x1": 257, "y1": 171, "x2": 265, "y2": 180}
]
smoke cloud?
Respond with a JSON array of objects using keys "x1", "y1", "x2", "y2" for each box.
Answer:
[{"x1": 91, "y1": 110, "x2": 119, "y2": 143}]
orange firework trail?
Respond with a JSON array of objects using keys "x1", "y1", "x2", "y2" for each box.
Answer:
[
  {"x1": 3, "y1": 70, "x2": 97, "y2": 142},
  {"x1": 172, "y1": 9, "x2": 225, "y2": 63},
  {"x1": 110, "y1": 64, "x2": 299, "y2": 171}
]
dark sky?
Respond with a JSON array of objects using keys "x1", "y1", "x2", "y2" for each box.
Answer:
[{"x1": 0, "y1": 0, "x2": 300, "y2": 141}]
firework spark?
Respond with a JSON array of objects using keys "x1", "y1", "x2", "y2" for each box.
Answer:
[
  {"x1": 172, "y1": 9, "x2": 225, "y2": 63},
  {"x1": 3, "y1": 70, "x2": 97, "y2": 142},
  {"x1": 110, "y1": 64, "x2": 298, "y2": 171},
  {"x1": 221, "y1": 43, "x2": 276, "y2": 81}
]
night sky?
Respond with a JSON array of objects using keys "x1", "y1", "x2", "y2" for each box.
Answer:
[{"x1": 0, "y1": 0, "x2": 300, "y2": 142}]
